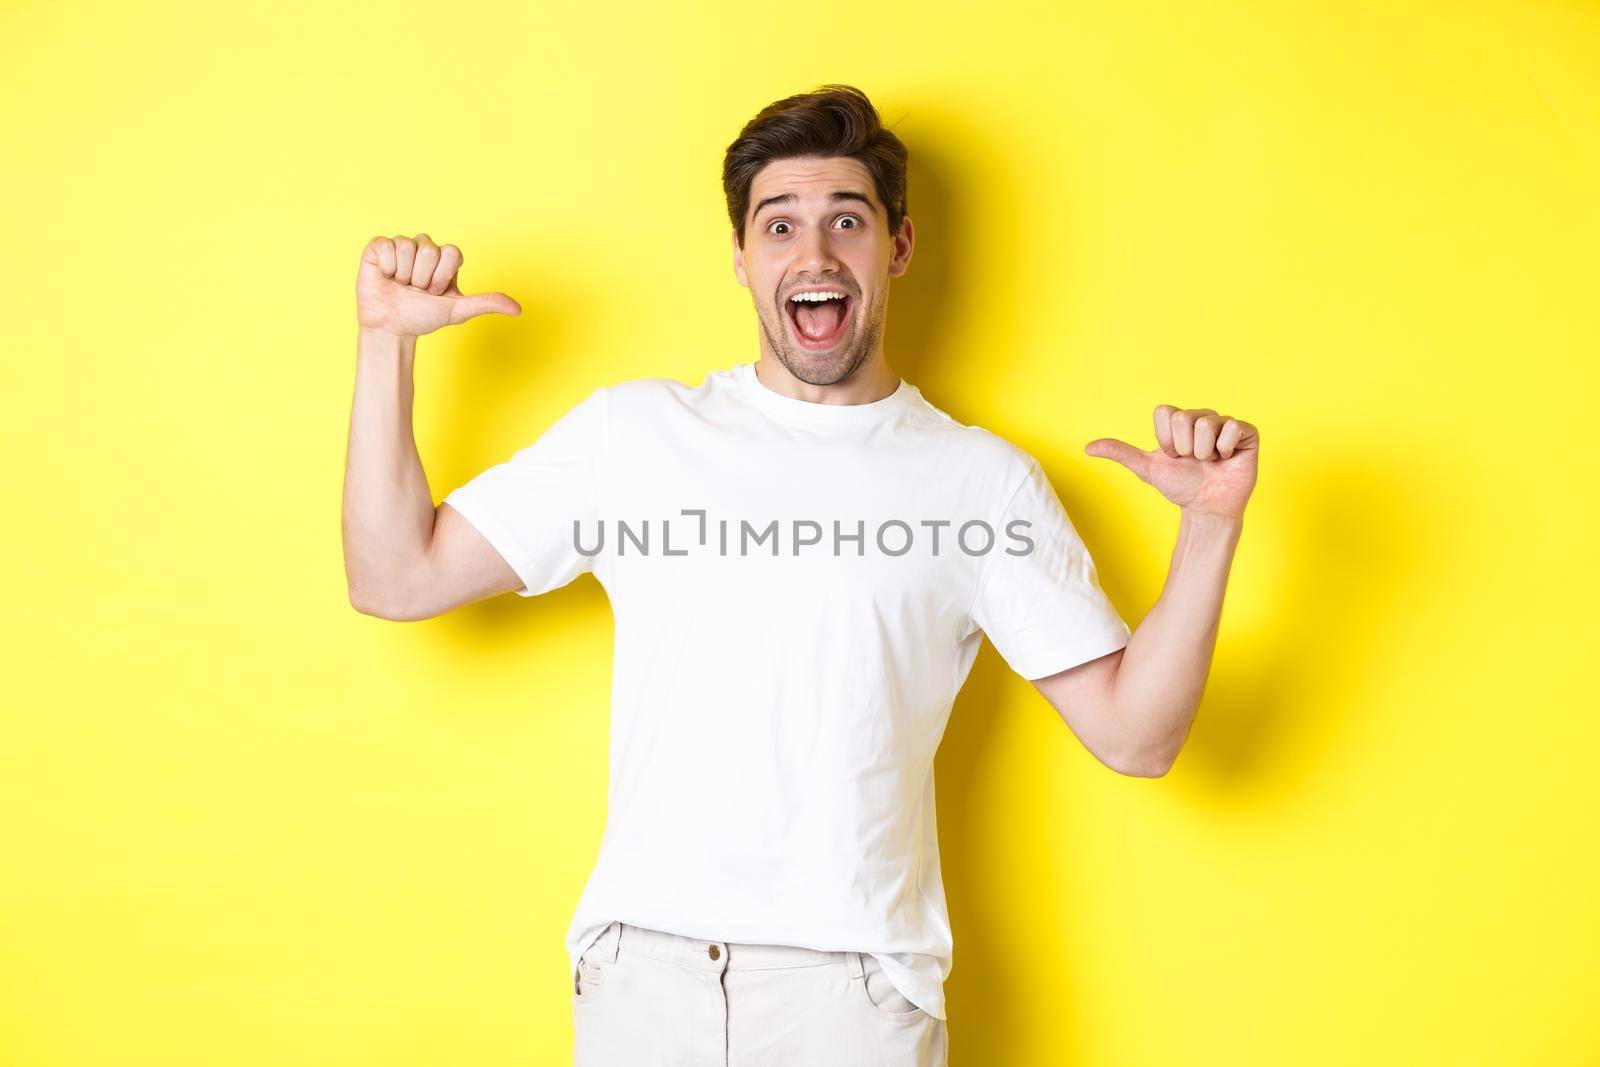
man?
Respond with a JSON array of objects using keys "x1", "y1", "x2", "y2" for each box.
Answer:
[{"x1": 342, "y1": 83, "x2": 1258, "y2": 1066}]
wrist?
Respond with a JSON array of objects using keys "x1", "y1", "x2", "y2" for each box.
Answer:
[
  {"x1": 1179, "y1": 508, "x2": 1244, "y2": 535},
  {"x1": 357, "y1": 325, "x2": 416, "y2": 360}
]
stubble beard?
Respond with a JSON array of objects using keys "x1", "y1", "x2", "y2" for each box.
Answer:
[{"x1": 757, "y1": 287, "x2": 885, "y2": 388}]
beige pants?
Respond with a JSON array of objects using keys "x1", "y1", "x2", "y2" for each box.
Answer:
[{"x1": 572, "y1": 920, "x2": 949, "y2": 1066}]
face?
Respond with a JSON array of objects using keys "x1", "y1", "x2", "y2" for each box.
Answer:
[{"x1": 732, "y1": 155, "x2": 914, "y2": 387}]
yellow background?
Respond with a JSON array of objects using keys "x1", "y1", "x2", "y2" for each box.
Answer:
[{"x1": 4, "y1": 1, "x2": 1595, "y2": 1063}]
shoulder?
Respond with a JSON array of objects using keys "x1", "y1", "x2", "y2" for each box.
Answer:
[
  {"x1": 904, "y1": 388, "x2": 1040, "y2": 481},
  {"x1": 598, "y1": 365, "x2": 736, "y2": 415}
]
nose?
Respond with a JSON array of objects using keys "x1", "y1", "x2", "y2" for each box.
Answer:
[{"x1": 798, "y1": 223, "x2": 842, "y2": 276}]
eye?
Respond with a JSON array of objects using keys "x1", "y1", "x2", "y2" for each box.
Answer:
[
  {"x1": 835, "y1": 215, "x2": 862, "y2": 230},
  {"x1": 767, "y1": 220, "x2": 792, "y2": 236}
]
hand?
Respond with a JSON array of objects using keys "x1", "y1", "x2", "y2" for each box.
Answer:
[
  {"x1": 356, "y1": 233, "x2": 521, "y2": 339},
  {"x1": 1084, "y1": 405, "x2": 1259, "y2": 521}
]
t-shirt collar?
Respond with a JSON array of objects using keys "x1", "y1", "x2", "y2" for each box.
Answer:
[{"x1": 736, "y1": 360, "x2": 914, "y2": 426}]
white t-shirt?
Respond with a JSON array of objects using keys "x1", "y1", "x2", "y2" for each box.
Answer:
[{"x1": 442, "y1": 360, "x2": 1131, "y2": 1020}]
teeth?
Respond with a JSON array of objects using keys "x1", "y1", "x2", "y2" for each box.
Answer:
[{"x1": 789, "y1": 291, "x2": 848, "y2": 302}]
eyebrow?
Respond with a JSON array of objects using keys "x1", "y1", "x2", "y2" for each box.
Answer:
[{"x1": 751, "y1": 189, "x2": 875, "y2": 223}]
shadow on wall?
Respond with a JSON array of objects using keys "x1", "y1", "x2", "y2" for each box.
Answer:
[
  {"x1": 936, "y1": 452, "x2": 1419, "y2": 1062},
  {"x1": 1057, "y1": 451, "x2": 1424, "y2": 798},
  {"x1": 881, "y1": 136, "x2": 954, "y2": 387},
  {"x1": 882, "y1": 106, "x2": 1023, "y2": 390},
  {"x1": 1168, "y1": 457, "x2": 1420, "y2": 802}
]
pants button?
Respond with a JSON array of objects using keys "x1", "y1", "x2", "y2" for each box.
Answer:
[{"x1": 708, "y1": 944, "x2": 721, "y2": 961}]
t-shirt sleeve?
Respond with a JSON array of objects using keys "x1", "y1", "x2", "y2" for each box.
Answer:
[
  {"x1": 440, "y1": 385, "x2": 607, "y2": 598},
  {"x1": 969, "y1": 458, "x2": 1131, "y2": 680}
]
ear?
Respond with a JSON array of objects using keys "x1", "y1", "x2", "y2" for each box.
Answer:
[
  {"x1": 887, "y1": 215, "x2": 914, "y2": 279},
  {"x1": 731, "y1": 229, "x2": 749, "y2": 288}
]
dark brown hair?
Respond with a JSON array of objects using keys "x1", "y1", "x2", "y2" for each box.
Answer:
[{"x1": 722, "y1": 83, "x2": 908, "y2": 248}]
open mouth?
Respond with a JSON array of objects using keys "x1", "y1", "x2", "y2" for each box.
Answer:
[{"x1": 784, "y1": 289, "x2": 854, "y2": 351}]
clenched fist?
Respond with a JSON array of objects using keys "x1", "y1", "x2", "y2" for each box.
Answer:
[{"x1": 356, "y1": 233, "x2": 521, "y2": 338}]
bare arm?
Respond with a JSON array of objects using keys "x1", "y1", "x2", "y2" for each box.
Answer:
[
  {"x1": 1031, "y1": 405, "x2": 1260, "y2": 777},
  {"x1": 1033, "y1": 511, "x2": 1241, "y2": 776},
  {"x1": 341, "y1": 233, "x2": 523, "y2": 620}
]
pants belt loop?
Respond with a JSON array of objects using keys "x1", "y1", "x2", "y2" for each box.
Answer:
[{"x1": 846, "y1": 950, "x2": 865, "y2": 981}]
